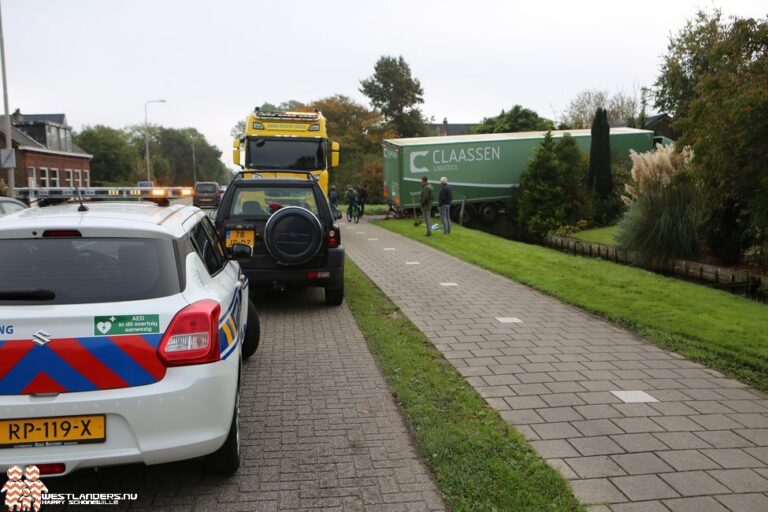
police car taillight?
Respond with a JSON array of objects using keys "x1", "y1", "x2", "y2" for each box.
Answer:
[{"x1": 158, "y1": 300, "x2": 221, "y2": 366}]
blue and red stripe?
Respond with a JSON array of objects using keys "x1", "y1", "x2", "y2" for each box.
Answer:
[{"x1": 0, "y1": 334, "x2": 166, "y2": 395}]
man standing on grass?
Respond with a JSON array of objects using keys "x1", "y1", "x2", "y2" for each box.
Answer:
[
  {"x1": 420, "y1": 176, "x2": 434, "y2": 237},
  {"x1": 438, "y1": 176, "x2": 452, "y2": 234}
]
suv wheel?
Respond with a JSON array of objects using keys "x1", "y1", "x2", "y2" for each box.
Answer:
[
  {"x1": 241, "y1": 300, "x2": 260, "y2": 360},
  {"x1": 325, "y1": 282, "x2": 344, "y2": 306}
]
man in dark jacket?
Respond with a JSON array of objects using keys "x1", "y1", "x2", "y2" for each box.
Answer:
[
  {"x1": 438, "y1": 176, "x2": 452, "y2": 234},
  {"x1": 419, "y1": 176, "x2": 434, "y2": 236}
]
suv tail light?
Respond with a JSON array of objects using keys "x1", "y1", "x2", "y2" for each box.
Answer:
[
  {"x1": 158, "y1": 300, "x2": 221, "y2": 366},
  {"x1": 327, "y1": 225, "x2": 340, "y2": 248}
]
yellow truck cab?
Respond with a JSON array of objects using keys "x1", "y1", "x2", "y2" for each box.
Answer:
[{"x1": 232, "y1": 109, "x2": 340, "y2": 195}]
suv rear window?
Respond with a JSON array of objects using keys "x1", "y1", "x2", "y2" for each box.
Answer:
[
  {"x1": 229, "y1": 187, "x2": 319, "y2": 217},
  {"x1": 0, "y1": 238, "x2": 180, "y2": 305},
  {"x1": 195, "y1": 183, "x2": 218, "y2": 193}
]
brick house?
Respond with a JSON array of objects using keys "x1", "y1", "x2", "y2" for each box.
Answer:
[{"x1": 0, "y1": 111, "x2": 92, "y2": 189}]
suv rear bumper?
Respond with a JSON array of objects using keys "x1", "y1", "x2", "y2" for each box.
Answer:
[{"x1": 241, "y1": 246, "x2": 344, "y2": 288}]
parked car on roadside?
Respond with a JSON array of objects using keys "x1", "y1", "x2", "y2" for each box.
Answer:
[
  {"x1": 214, "y1": 171, "x2": 344, "y2": 305},
  {"x1": 193, "y1": 182, "x2": 221, "y2": 208},
  {"x1": 0, "y1": 202, "x2": 259, "y2": 476}
]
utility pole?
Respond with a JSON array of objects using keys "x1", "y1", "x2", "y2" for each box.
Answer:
[{"x1": 0, "y1": 0, "x2": 15, "y2": 191}]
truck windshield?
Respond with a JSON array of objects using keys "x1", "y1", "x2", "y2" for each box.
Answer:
[{"x1": 246, "y1": 138, "x2": 325, "y2": 170}]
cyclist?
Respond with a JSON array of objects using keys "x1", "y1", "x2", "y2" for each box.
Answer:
[
  {"x1": 328, "y1": 185, "x2": 339, "y2": 208},
  {"x1": 356, "y1": 184, "x2": 368, "y2": 216},
  {"x1": 344, "y1": 186, "x2": 359, "y2": 222}
]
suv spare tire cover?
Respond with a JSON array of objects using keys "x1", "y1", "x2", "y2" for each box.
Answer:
[{"x1": 264, "y1": 206, "x2": 324, "y2": 265}]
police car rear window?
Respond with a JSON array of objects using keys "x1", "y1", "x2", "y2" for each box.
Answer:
[{"x1": 0, "y1": 238, "x2": 181, "y2": 305}]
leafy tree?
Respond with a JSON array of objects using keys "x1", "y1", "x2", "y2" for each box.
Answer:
[
  {"x1": 472, "y1": 105, "x2": 553, "y2": 134},
  {"x1": 588, "y1": 108, "x2": 613, "y2": 196},
  {"x1": 127, "y1": 125, "x2": 229, "y2": 185},
  {"x1": 676, "y1": 14, "x2": 768, "y2": 262},
  {"x1": 359, "y1": 55, "x2": 427, "y2": 137},
  {"x1": 554, "y1": 134, "x2": 590, "y2": 223},
  {"x1": 310, "y1": 95, "x2": 392, "y2": 157},
  {"x1": 562, "y1": 89, "x2": 640, "y2": 129},
  {"x1": 75, "y1": 125, "x2": 137, "y2": 184},
  {"x1": 230, "y1": 100, "x2": 307, "y2": 137},
  {"x1": 653, "y1": 9, "x2": 726, "y2": 130},
  {"x1": 309, "y1": 95, "x2": 394, "y2": 196},
  {"x1": 514, "y1": 132, "x2": 586, "y2": 239}
]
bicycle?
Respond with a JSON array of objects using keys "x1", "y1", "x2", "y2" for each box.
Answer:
[{"x1": 348, "y1": 202, "x2": 361, "y2": 223}]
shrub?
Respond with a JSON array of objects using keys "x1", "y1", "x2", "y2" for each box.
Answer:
[
  {"x1": 617, "y1": 145, "x2": 700, "y2": 263},
  {"x1": 0, "y1": 178, "x2": 8, "y2": 197}
]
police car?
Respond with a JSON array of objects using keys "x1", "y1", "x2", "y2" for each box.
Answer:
[{"x1": 0, "y1": 202, "x2": 260, "y2": 476}]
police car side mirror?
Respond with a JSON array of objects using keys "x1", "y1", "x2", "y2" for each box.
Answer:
[{"x1": 230, "y1": 243, "x2": 252, "y2": 260}]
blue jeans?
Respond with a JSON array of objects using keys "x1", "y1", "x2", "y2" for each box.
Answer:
[{"x1": 439, "y1": 205, "x2": 451, "y2": 234}]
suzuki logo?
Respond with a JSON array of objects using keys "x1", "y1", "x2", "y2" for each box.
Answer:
[{"x1": 32, "y1": 330, "x2": 52, "y2": 345}]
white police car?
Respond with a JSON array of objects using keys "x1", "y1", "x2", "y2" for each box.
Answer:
[{"x1": 0, "y1": 202, "x2": 259, "y2": 476}]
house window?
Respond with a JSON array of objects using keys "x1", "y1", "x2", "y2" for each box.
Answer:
[
  {"x1": 26, "y1": 168, "x2": 35, "y2": 188},
  {"x1": 65, "y1": 169, "x2": 72, "y2": 187},
  {"x1": 74, "y1": 169, "x2": 81, "y2": 187},
  {"x1": 50, "y1": 169, "x2": 59, "y2": 187},
  {"x1": 39, "y1": 168, "x2": 48, "y2": 188},
  {"x1": 82, "y1": 170, "x2": 90, "y2": 187}
]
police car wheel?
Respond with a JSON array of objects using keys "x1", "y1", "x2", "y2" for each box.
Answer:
[
  {"x1": 209, "y1": 386, "x2": 241, "y2": 474},
  {"x1": 241, "y1": 300, "x2": 260, "y2": 360}
]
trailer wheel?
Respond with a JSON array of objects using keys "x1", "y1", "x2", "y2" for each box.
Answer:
[
  {"x1": 457, "y1": 204, "x2": 475, "y2": 225},
  {"x1": 479, "y1": 202, "x2": 499, "y2": 224}
]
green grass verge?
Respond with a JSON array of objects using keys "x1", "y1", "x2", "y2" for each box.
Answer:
[
  {"x1": 363, "y1": 203, "x2": 389, "y2": 215},
  {"x1": 375, "y1": 220, "x2": 768, "y2": 391},
  {"x1": 345, "y1": 257, "x2": 583, "y2": 512},
  {"x1": 571, "y1": 225, "x2": 618, "y2": 246}
]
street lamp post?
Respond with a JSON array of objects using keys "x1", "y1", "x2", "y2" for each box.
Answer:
[
  {"x1": 0, "y1": 0, "x2": 14, "y2": 191},
  {"x1": 144, "y1": 99, "x2": 166, "y2": 181}
]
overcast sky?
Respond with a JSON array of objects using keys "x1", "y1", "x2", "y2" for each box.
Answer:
[{"x1": 4, "y1": 0, "x2": 766, "y2": 169}]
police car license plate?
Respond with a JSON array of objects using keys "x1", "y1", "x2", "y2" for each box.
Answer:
[
  {"x1": 226, "y1": 229, "x2": 254, "y2": 248},
  {"x1": 0, "y1": 415, "x2": 106, "y2": 449}
]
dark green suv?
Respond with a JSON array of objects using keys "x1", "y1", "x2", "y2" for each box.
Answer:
[{"x1": 214, "y1": 172, "x2": 344, "y2": 305}]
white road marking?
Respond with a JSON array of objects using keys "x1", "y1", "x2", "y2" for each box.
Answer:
[
  {"x1": 495, "y1": 317, "x2": 523, "y2": 323},
  {"x1": 405, "y1": 261, "x2": 420, "y2": 265},
  {"x1": 368, "y1": 238, "x2": 378, "y2": 241},
  {"x1": 440, "y1": 282, "x2": 458, "y2": 286},
  {"x1": 383, "y1": 248, "x2": 396, "y2": 251},
  {"x1": 610, "y1": 390, "x2": 659, "y2": 403}
]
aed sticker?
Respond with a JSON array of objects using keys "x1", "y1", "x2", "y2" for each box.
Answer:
[{"x1": 94, "y1": 315, "x2": 160, "y2": 336}]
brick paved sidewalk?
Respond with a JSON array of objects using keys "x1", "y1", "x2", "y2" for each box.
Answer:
[
  {"x1": 51, "y1": 289, "x2": 445, "y2": 512},
  {"x1": 344, "y1": 220, "x2": 768, "y2": 512}
]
